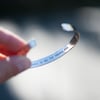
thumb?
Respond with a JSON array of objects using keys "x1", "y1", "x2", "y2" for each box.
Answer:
[{"x1": 0, "y1": 56, "x2": 31, "y2": 83}]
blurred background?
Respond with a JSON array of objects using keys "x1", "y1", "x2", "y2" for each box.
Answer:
[{"x1": 0, "y1": 0, "x2": 100, "y2": 100}]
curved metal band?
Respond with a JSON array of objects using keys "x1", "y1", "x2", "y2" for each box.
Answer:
[{"x1": 30, "y1": 23, "x2": 80, "y2": 68}]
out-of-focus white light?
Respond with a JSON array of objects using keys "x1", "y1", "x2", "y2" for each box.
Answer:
[{"x1": 61, "y1": 23, "x2": 74, "y2": 31}]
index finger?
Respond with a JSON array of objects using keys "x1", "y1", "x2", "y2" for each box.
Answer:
[{"x1": 0, "y1": 27, "x2": 27, "y2": 56}]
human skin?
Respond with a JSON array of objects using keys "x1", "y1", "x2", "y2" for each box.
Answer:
[{"x1": 0, "y1": 27, "x2": 31, "y2": 83}]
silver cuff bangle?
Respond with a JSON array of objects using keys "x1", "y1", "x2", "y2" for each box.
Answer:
[{"x1": 28, "y1": 23, "x2": 80, "y2": 68}]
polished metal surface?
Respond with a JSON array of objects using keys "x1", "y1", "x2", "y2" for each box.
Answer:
[{"x1": 29, "y1": 23, "x2": 80, "y2": 68}]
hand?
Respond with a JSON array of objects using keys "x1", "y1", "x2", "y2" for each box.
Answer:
[{"x1": 0, "y1": 27, "x2": 31, "y2": 83}]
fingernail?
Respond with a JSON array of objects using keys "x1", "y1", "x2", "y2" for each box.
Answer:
[{"x1": 8, "y1": 56, "x2": 31, "y2": 72}]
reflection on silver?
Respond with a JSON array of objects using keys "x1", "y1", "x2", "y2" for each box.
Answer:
[
  {"x1": 29, "y1": 23, "x2": 80, "y2": 68},
  {"x1": 28, "y1": 40, "x2": 37, "y2": 48}
]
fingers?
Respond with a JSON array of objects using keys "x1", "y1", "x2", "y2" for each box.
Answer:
[
  {"x1": 0, "y1": 27, "x2": 32, "y2": 83},
  {"x1": 0, "y1": 53, "x2": 7, "y2": 60},
  {"x1": 0, "y1": 56, "x2": 31, "y2": 83},
  {"x1": 0, "y1": 27, "x2": 28, "y2": 56}
]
